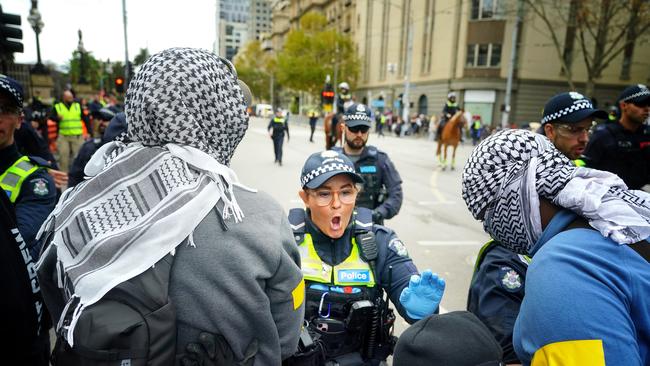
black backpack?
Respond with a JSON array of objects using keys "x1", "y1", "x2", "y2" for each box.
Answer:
[{"x1": 38, "y1": 229, "x2": 177, "y2": 366}]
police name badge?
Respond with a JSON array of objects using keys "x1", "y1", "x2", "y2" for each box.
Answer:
[
  {"x1": 499, "y1": 266, "x2": 522, "y2": 291},
  {"x1": 31, "y1": 178, "x2": 49, "y2": 196},
  {"x1": 388, "y1": 238, "x2": 409, "y2": 257}
]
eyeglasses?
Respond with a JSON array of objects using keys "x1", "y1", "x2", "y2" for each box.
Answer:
[
  {"x1": 553, "y1": 121, "x2": 595, "y2": 137},
  {"x1": 347, "y1": 125, "x2": 370, "y2": 134},
  {"x1": 308, "y1": 187, "x2": 358, "y2": 206}
]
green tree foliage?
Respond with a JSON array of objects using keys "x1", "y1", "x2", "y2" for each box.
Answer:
[
  {"x1": 67, "y1": 50, "x2": 101, "y2": 87},
  {"x1": 234, "y1": 40, "x2": 273, "y2": 102},
  {"x1": 276, "y1": 11, "x2": 360, "y2": 96},
  {"x1": 133, "y1": 48, "x2": 150, "y2": 66}
]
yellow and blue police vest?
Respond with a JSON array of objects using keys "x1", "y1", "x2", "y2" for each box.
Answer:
[
  {"x1": 273, "y1": 116, "x2": 285, "y2": 124},
  {"x1": 0, "y1": 156, "x2": 39, "y2": 203},
  {"x1": 298, "y1": 233, "x2": 376, "y2": 287},
  {"x1": 447, "y1": 101, "x2": 458, "y2": 108},
  {"x1": 54, "y1": 102, "x2": 83, "y2": 136}
]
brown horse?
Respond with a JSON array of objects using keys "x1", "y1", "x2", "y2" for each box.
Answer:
[
  {"x1": 324, "y1": 112, "x2": 343, "y2": 150},
  {"x1": 435, "y1": 111, "x2": 467, "y2": 170}
]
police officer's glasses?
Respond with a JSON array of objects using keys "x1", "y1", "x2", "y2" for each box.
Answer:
[
  {"x1": 554, "y1": 121, "x2": 595, "y2": 137},
  {"x1": 347, "y1": 125, "x2": 370, "y2": 134},
  {"x1": 308, "y1": 187, "x2": 358, "y2": 206}
]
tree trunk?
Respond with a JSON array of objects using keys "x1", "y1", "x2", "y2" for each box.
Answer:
[{"x1": 585, "y1": 78, "x2": 596, "y2": 98}]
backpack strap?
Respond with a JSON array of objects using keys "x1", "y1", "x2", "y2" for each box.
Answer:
[
  {"x1": 288, "y1": 208, "x2": 306, "y2": 245},
  {"x1": 564, "y1": 218, "x2": 649, "y2": 263}
]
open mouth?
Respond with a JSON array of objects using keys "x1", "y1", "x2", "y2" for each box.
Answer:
[{"x1": 331, "y1": 215, "x2": 342, "y2": 231}]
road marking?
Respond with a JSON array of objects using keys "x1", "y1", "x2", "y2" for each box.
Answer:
[
  {"x1": 417, "y1": 240, "x2": 482, "y2": 246},
  {"x1": 428, "y1": 169, "x2": 449, "y2": 203}
]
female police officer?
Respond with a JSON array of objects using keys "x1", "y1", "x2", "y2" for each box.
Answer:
[{"x1": 285, "y1": 150, "x2": 445, "y2": 366}]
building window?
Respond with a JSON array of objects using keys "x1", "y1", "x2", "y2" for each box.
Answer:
[
  {"x1": 471, "y1": 0, "x2": 500, "y2": 20},
  {"x1": 466, "y1": 43, "x2": 502, "y2": 67}
]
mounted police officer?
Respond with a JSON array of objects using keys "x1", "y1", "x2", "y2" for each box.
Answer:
[
  {"x1": 333, "y1": 104, "x2": 403, "y2": 225},
  {"x1": 584, "y1": 84, "x2": 650, "y2": 190},
  {"x1": 285, "y1": 150, "x2": 445, "y2": 366},
  {"x1": 268, "y1": 108, "x2": 290, "y2": 166},
  {"x1": 0, "y1": 75, "x2": 56, "y2": 260},
  {"x1": 436, "y1": 92, "x2": 459, "y2": 141},
  {"x1": 467, "y1": 91, "x2": 607, "y2": 364}
]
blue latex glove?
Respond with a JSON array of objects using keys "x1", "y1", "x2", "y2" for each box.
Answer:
[{"x1": 399, "y1": 270, "x2": 445, "y2": 320}]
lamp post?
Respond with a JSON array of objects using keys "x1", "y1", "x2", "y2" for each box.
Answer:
[{"x1": 27, "y1": 0, "x2": 46, "y2": 74}]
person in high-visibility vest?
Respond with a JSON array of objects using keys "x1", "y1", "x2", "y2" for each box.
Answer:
[
  {"x1": 51, "y1": 90, "x2": 85, "y2": 172},
  {"x1": 0, "y1": 75, "x2": 56, "y2": 261},
  {"x1": 284, "y1": 150, "x2": 445, "y2": 365}
]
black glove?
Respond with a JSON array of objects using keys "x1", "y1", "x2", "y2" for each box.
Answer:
[
  {"x1": 181, "y1": 332, "x2": 258, "y2": 366},
  {"x1": 372, "y1": 210, "x2": 384, "y2": 224}
]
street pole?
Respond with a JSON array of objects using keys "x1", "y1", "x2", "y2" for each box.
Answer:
[
  {"x1": 122, "y1": 0, "x2": 130, "y2": 82},
  {"x1": 214, "y1": 0, "x2": 220, "y2": 54},
  {"x1": 401, "y1": 4, "x2": 413, "y2": 136},
  {"x1": 501, "y1": 0, "x2": 524, "y2": 129},
  {"x1": 270, "y1": 73, "x2": 274, "y2": 108},
  {"x1": 333, "y1": 41, "x2": 339, "y2": 114}
]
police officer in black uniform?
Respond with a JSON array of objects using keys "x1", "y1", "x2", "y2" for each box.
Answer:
[
  {"x1": 286, "y1": 150, "x2": 445, "y2": 366},
  {"x1": 0, "y1": 75, "x2": 56, "y2": 261},
  {"x1": 584, "y1": 84, "x2": 650, "y2": 190},
  {"x1": 467, "y1": 91, "x2": 607, "y2": 364},
  {"x1": 268, "y1": 108, "x2": 290, "y2": 166},
  {"x1": 332, "y1": 104, "x2": 403, "y2": 225}
]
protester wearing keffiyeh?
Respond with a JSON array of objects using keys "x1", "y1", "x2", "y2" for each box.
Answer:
[
  {"x1": 462, "y1": 128, "x2": 650, "y2": 255},
  {"x1": 36, "y1": 48, "x2": 304, "y2": 365},
  {"x1": 462, "y1": 129, "x2": 650, "y2": 365}
]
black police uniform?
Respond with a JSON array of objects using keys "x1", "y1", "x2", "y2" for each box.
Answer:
[
  {"x1": 15, "y1": 120, "x2": 58, "y2": 169},
  {"x1": 467, "y1": 241, "x2": 529, "y2": 364},
  {"x1": 287, "y1": 207, "x2": 419, "y2": 365},
  {"x1": 583, "y1": 122, "x2": 650, "y2": 190},
  {"x1": 268, "y1": 115, "x2": 289, "y2": 165},
  {"x1": 332, "y1": 146, "x2": 403, "y2": 224},
  {"x1": 0, "y1": 144, "x2": 56, "y2": 260}
]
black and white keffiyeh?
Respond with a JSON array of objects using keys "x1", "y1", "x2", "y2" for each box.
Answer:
[
  {"x1": 36, "y1": 48, "x2": 252, "y2": 345},
  {"x1": 462, "y1": 129, "x2": 650, "y2": 254}
]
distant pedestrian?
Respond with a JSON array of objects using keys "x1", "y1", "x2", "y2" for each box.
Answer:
[
  {"x1": 268, "y1": 109, "x2": 290, "y2": 165},
  {"x1": 308, "y1": 109, "x2": 318, "y2": 142}
]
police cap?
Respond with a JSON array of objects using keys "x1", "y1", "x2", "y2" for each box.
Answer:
[
  {"x1": 343, "y1": 103, "x2": 372, "y2": 128},
  {"x1": 618, "y1": 84, "x2": 650, "y2": 105},
  {"x1": 0, "y1": 74, "x2": 24, "y2": 110},
  {"x1": 541, "y1": 92, "x2": 607, "y2": 125},
  {"x1": 300, "y1": 150, "x2": 364, "y2": 189}
]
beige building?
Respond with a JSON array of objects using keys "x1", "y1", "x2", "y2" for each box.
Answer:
[{"x1": 271, "y1": 0, "x2": 650, "y2": 126}]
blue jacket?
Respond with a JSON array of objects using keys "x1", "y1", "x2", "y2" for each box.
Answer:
[
  {"x1": 292, "y1": 208, "x2": 419, "y2": 324},
  {"x1": 513, "y1": 210, "x2": 650, "y2": 365},
  {"x1": 467, "y1": 242, "x2": 528, "y2": 363},
  {"x1": 1, "y1": 144, "x2": 56, "y2": 260},
  {"x1": 332, "y1": 146, "x2": 403, "y2": 220}
]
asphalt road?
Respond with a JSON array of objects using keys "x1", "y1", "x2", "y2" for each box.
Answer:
[{"x1": 231, "y1": 116, "x2": 491, "y2": 336}]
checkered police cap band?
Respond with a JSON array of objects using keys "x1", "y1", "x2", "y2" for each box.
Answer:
[
  {"x1": 301, "y1": 162, "x2": 356, "y2": 187},
  {"x1": 541, "y1": 101, "x2": 593, "y2": 124},
  {"x1": 621, "y1": 87, "x2": 650, "y2": 103},
  {"x1": 0, "y1": 76, "x2": 23, "y2": 109},
  {"x1": 343, "y1": 113, "x2": 371, "y2": 123}
]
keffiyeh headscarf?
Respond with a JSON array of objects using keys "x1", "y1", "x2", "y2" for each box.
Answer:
[
  {"x1": 462, "y1": 129, "x2": 650, "y2": 254},
  {"x1": 37, "y1": 48, "x2": 252, "y2": 345}
]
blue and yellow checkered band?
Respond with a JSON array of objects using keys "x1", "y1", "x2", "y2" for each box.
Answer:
[
  {"x1": 301, "y1": 162, "x2": 356, "y2": 187},
  {"x1": 541, "y1": 101, "x2": 593, "y2": 124},
  {"x1": 621, "y1": 89, "x2": 650, "y2": 102},
  {"x1": 344, "y1": 113, "x2": 371, "y2": 123}
]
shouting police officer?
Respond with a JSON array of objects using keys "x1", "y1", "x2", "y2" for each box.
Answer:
[
  {"x1": 333, "y1": 103, "x2": 403, "y2": 225},
  {"x1": 584, "y1": 84, "x2": 650, "y2": 190},
  {"x1": 286, "y1": 150, "x2": 445, "y2": 366},
  {"x1": 0, "y1": 75, "x2": 56, "y2": 260}
]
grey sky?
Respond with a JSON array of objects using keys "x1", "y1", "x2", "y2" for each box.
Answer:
[{"x1": 4, "y1": 0, "x2": 217, "y2": 69}]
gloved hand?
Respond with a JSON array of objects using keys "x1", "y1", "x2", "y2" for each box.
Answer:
[
  {"x1": 399, "y1": 270, "x2": 445, "y2": 320},
  {"x1": 371, "y1": 210, "x2": 383, "y2": 224},
  {"x1": 181, "y1": 332, "x2": 258, "y2": 366}
]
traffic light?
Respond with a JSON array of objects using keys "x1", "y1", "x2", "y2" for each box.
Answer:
[
  {"x1": 321, "y1": 83, "x2": 335, "y2": 105},
  {"x1": 0, "y1": 6, "x2": 24, "y2": 54},
  {"x1": 115, "y1": 76, "x2": 125, "y2": 93}
]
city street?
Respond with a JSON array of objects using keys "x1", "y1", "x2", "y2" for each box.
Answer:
[{"x1": 231, "y1": 117, "x2": 490, "y2": 334}]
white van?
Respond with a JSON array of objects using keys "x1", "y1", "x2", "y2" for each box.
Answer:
[{"x1": 255, "y1": 104, "x2": 273, "y2": 118}]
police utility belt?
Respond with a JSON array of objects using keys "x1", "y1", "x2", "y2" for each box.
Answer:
[{"x1": 285, "y1": 208, "x2": 397, "y2": 365}]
